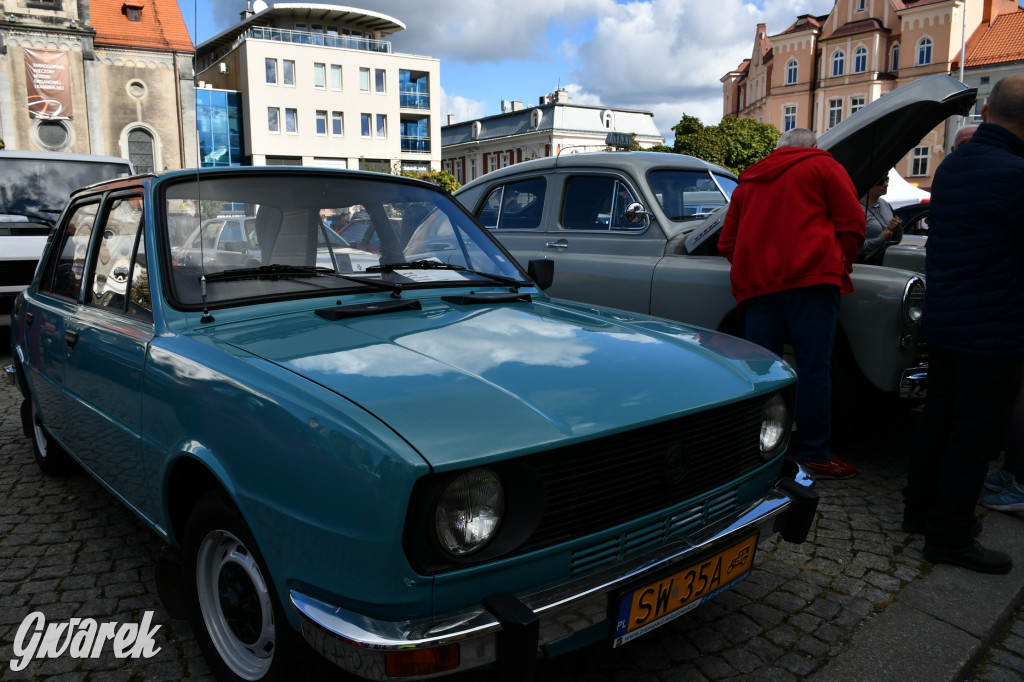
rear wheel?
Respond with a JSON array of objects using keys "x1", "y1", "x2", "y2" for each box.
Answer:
[
  {"x1": 183, "y1": 492, "x2": 296, "y2": 682},
  {"x1": 21, "y1": 398, "x2": 74, "y2": 476}
]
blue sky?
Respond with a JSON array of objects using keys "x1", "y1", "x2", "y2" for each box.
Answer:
[{"x1": 172, "y1": 1, "x2": 849, "y2": 140}]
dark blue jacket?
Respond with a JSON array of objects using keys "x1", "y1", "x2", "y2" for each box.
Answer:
[{"x1": 924, "y1": 122, "x2": 1024, "y2": 355}]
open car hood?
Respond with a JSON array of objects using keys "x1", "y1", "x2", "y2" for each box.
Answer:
[
  {"x1": 684, "y1": 75, "x2": 975, "y2": 254},
  {"x1": 816, "y1": 74, "x2": 976, "y2": 197}
]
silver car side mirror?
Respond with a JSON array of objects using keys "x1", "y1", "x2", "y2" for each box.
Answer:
[{"x1": 624, "y1": 202, "x2": 653, "y2": 225}]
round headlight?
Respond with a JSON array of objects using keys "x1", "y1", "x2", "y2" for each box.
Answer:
[
  {"x1": 760, "y1": 394, "x2": 789, "y2": 456},
  {"x1": 435, "y1": 468, "x2": 505, "y2": 556},
  {"x1": 904, "y1": 277, "x2": 925, "y2": 326}
]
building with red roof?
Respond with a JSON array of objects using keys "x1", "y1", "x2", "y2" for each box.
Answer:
[
  {"x1": 0, "y1": 0, "x2": 196, "y2": 171},
  {"x1": 722, "y1": 0, "x2": 1022, "y2": 189}
]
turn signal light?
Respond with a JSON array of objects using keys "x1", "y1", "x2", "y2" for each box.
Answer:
[{"x1": 385, "y1": 644, "x2": 459, "y2": 677}]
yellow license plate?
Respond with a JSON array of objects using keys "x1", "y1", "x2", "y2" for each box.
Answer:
[{"x1": 612, "y1": 534, "x2": 758, "y2": 647}]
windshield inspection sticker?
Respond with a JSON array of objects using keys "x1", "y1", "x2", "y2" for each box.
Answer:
[{"x1": 9, "y1": 611, "x2": 162, "y2": 671}]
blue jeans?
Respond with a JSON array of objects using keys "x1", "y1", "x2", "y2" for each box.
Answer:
[{"x1": 743, "y1": 284, "x2": 840, "y2": 464}]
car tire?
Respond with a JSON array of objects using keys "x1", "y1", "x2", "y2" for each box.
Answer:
[
  {"x1": 183, "y1": 492, "x2": 298, "y2": 682},
  {"x1": 21, "y1": 398, "x2": 74, "y2": 476}
]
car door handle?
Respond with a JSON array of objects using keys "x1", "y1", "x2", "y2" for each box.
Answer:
[
  {"x1": 545, "y1": 239, "x2": 569, "y2": 249},
  {"x1": 65, "y1": 330, "x2": 79, "y2": 350},
  {"x1": 25, "y1": 312, "x2": 34, "y2": 327}
]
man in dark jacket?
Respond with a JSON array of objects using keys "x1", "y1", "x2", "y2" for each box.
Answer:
[
  {"x1": 719, "y1": 127, "x2": 864, "y2": 479},
  {"x1": 903, "y1": 73, "x2": 1024, "y2": 574}
]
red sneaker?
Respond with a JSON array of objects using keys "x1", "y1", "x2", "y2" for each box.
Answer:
[{"x1": 801, "y1": 456, "x2": 857, "y2": 480}]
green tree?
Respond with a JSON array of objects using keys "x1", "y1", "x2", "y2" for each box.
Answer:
[
  {"x1": 417, "y1": 169, "x2": 461, "y2": 193},
  {"x1": 668, "y1": 113, "x2": 780, "y2": 174}
]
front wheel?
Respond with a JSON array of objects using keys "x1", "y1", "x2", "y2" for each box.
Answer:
[
  {"x1": 184, "y1": 493, "x2": 295, "y2": 682},
  {"x1": 21, "y1": 398, "x2": 74, "y2": 476}
]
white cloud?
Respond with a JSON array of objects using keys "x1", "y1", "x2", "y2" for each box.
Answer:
[{"x1": 439, "y1": 86, "x2": 487, "y2": 124}]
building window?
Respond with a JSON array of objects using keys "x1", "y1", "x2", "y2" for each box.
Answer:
[
  {"x1": 917, "y1": 38, "x2": 932, "y2": 66},
  {"x1": 330, "y1": 65, "x2": 342, "y2": 90},
  {"x1": 854, "y1": 47, "x2": 867, "y2": 74},
  {"x1": 314, "y1": 63, "x2": 326, "y2": 89},
  {"x1": 850, "y1": 97, "x2": 866, "y2": 115},
  {"x1": 857, "y1": 0, "x2": 865, "y2": 10},
  {"x1": 911, "y1": 146, "x2": 929, "y2": 176},
  {"x1": 786, "y1": 59, "x2": 798, "y2": 85},
  {"x1": 268, "y1": 107, "x2": 280, "y2": 133},
  {"x1": 265, "y1": 58, "x2": 277, "y2": 85},
  {"x1": 332, "y1": 112, "x2": 343, "y2": 136},
  {"x1": 828, "y1": 99, "x2": 843, "y2": 128},
  {"x1": 285, "y1": 108, "x2": 297, "y2": 134},
  {"x1": 124, "y1": 4, "x2": 142, "y2": 21},
  {"x1": 316, "y1": 110, "x2": 327, "y2": 135},
  {"x1": 500, "y1": 152, "x2": 510, "y2": 168},
  {"x1": 376, "y1": 114, "x2": 387, "y2": 138},
  {"x1": 127, "y1": 128, "x2": 154, "y2": 173},
  {"x1": 283, "y1": 60, "x2": 295, "y2": 86},
  {"x1": 488, "y1": 155, "x2": 497, "y2": 173},
  {"x1": 359, "y1": 67, "x2": 370, "y2": 92},
  {"x1": 831, "y1": 50, "x2": 845, "y2": 77},
  {"x1": 891, "y1": 44, "x2": 900, "y2": 71},
  {"x1": 783, "y1": 105, "x2": 797, "y2": 131},
  {"x1": 361, "y1": 113, "x2": 371, "y2": 137},
  {"x1": 375, "y1": 69, "x2": 386, "y2": 94}
]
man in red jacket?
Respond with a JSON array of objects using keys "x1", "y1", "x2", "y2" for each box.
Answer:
[{"x1": 719, "y1": 127, "x2": 865, "y2": 479}]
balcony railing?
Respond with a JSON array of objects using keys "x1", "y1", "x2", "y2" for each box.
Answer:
[
  {"x1": 400, "y1": 91, "x2": 430, "y2": 109},
  {"x1": 401, "y1": 136, "x2": 431, "y2": 153},
  {"x1": 247, "y1": 27, "x2": 392, "y2": 52}
]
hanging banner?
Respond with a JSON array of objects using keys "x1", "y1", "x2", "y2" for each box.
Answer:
[{"x1": 24, "y1": 48, "x2": 73, "y2": 119}]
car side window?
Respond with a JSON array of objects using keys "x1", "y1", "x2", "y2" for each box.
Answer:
[
  {"x1": 87, "y1": 195, "x2": 152, "y2": 320},
  {"x1": 477, "y1": 178, "x2": 546, "y2": 230},
  {"x1": 43, "y1": 202, "x2": 100, "y2": 301},
  {"x1": 561, "y1": 176, "x2": 639, "y2": 231}
]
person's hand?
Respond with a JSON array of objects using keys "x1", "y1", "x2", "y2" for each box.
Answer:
[{"x1": 888, "y1": 216, "x2": 903, "y2": 234}]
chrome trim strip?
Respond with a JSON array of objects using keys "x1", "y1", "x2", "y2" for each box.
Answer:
[
  {"x1": 290, "y1": 468, "x2": 814, "y2": 679},
  {"x1": 3, "y1": 363, "x2": 16, "y2": 387},
  {"x1": 900, "y1": 363, "x2": 928, "y2": 400}
]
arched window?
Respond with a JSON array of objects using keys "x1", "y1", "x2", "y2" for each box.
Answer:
[
  {"x1": 786, "y1": 59, "x2": 798, "y2": 85},
  {"x1": 917, "y1": 38, "x2": 932, "y2": 65},
  {"x1": 831, "y1": 50, "x2": 845, "y2": 77},
  {"x1": 891, "y1": 43, "x2": 900, "y2": 71},
  {"x1": 127, "y1": 128, "x2": 154, "y2": 174},
  {"x1": 854, "y1": 47, "x2": 867, "y2": 73}
]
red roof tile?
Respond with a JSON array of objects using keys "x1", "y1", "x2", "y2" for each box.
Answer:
[
  {"x1": 91, "y1": 0, "x2": 194, "y2": 52},
  {"x1": 965, "y1": 11, "x2": 1024, "y2": 67}
]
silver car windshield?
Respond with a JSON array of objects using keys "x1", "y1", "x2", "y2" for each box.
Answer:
[
  {"x1": 164, "y1": 173, "x2": 524, "y2": 307},
  {"x1": 647, "y1": 170, "x2": 731, "y2": 222}
]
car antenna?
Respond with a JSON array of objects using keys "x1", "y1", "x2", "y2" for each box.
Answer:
[{"x1": 200, "y1": 275, "x2": 215, "y2": 323}]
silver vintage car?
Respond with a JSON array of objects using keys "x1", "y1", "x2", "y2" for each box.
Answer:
[{"x1": 455, "y1": 75, "x2": 975, "y2": 414}]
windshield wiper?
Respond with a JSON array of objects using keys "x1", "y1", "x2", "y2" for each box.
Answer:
[
  {"x1": 204, "y1": 263, "x2": 404, "y2": 295},
  {"x1": 367, "y1": 260, "x2": 522, "y2": 287},
  {"x1": 0, "y1": 209, "x2": 56, "y2": 226}
]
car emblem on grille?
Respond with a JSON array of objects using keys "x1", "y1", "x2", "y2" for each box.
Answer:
[{"x1": 664, "y1": 445, "x2": 688, "y2": 485}]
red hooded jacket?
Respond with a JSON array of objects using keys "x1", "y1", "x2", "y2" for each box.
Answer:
[{"x1": 718, "y1": 147, "x2": 865, "y2": 304}]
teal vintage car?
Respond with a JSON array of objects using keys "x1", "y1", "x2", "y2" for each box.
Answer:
[{"x1": 5, "y1": 167, "x2": 816, "y2": 681}]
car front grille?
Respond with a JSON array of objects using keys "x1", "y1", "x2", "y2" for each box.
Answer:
[
  {"x1": 0, "y1": 260, "x2": 39, "y2": 287},
  {"x1": 518, "y1": 395, "x2": 773, "y2": 555}
]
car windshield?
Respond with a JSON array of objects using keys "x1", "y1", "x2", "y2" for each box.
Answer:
[
  {"x1": 164, "y1": 172, "x2": 526, "y2": 307},
  {"x1": 647, "y1": 170, "x2": 731, "y2": 222},
  {"x1": 0, "y1": 158, "x2": 132, "y2": 218}
]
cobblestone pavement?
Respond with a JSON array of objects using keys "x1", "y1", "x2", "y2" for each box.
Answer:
[{"x1": 0, "y1": 340, "x2": 1014, "y2": 681}]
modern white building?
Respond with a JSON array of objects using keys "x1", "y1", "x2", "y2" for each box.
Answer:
[
  {"x1": 441, "y1": 89, "x2": 665, "y2": 184},
  {"x1": 194, "y1": 2, "x2": 440, "y2": 172}
]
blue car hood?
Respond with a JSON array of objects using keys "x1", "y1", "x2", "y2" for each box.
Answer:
[{"x1": 211, "y1": 298, "x2": 793, "y2": 470}]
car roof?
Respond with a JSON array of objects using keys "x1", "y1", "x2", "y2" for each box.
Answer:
[{"x1": 457, "y1": 151, "x2": 734, "y2": 194}]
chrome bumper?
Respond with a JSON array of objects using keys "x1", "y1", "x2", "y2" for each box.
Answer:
[
  {"x1": 3, "y1": 363, "x2": 15, "y2": 388},
  {"x1": 899, "y1": 363, "x2": 927, "y2": 400},
  {"x1": 291, "y1": 463, "x2": 817, "y2": 680}
]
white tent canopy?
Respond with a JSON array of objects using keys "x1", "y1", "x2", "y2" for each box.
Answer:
[{"x1": 884, "y1": 168, "x2": 930, "y2": 209}]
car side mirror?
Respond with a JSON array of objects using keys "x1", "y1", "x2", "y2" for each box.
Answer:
[
  {"x1": 527, "y1": 259, "x2": 554, "y2": 290},
  {"x1": 624, "y1": 201, "x2": 652, "y2": 225}
]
